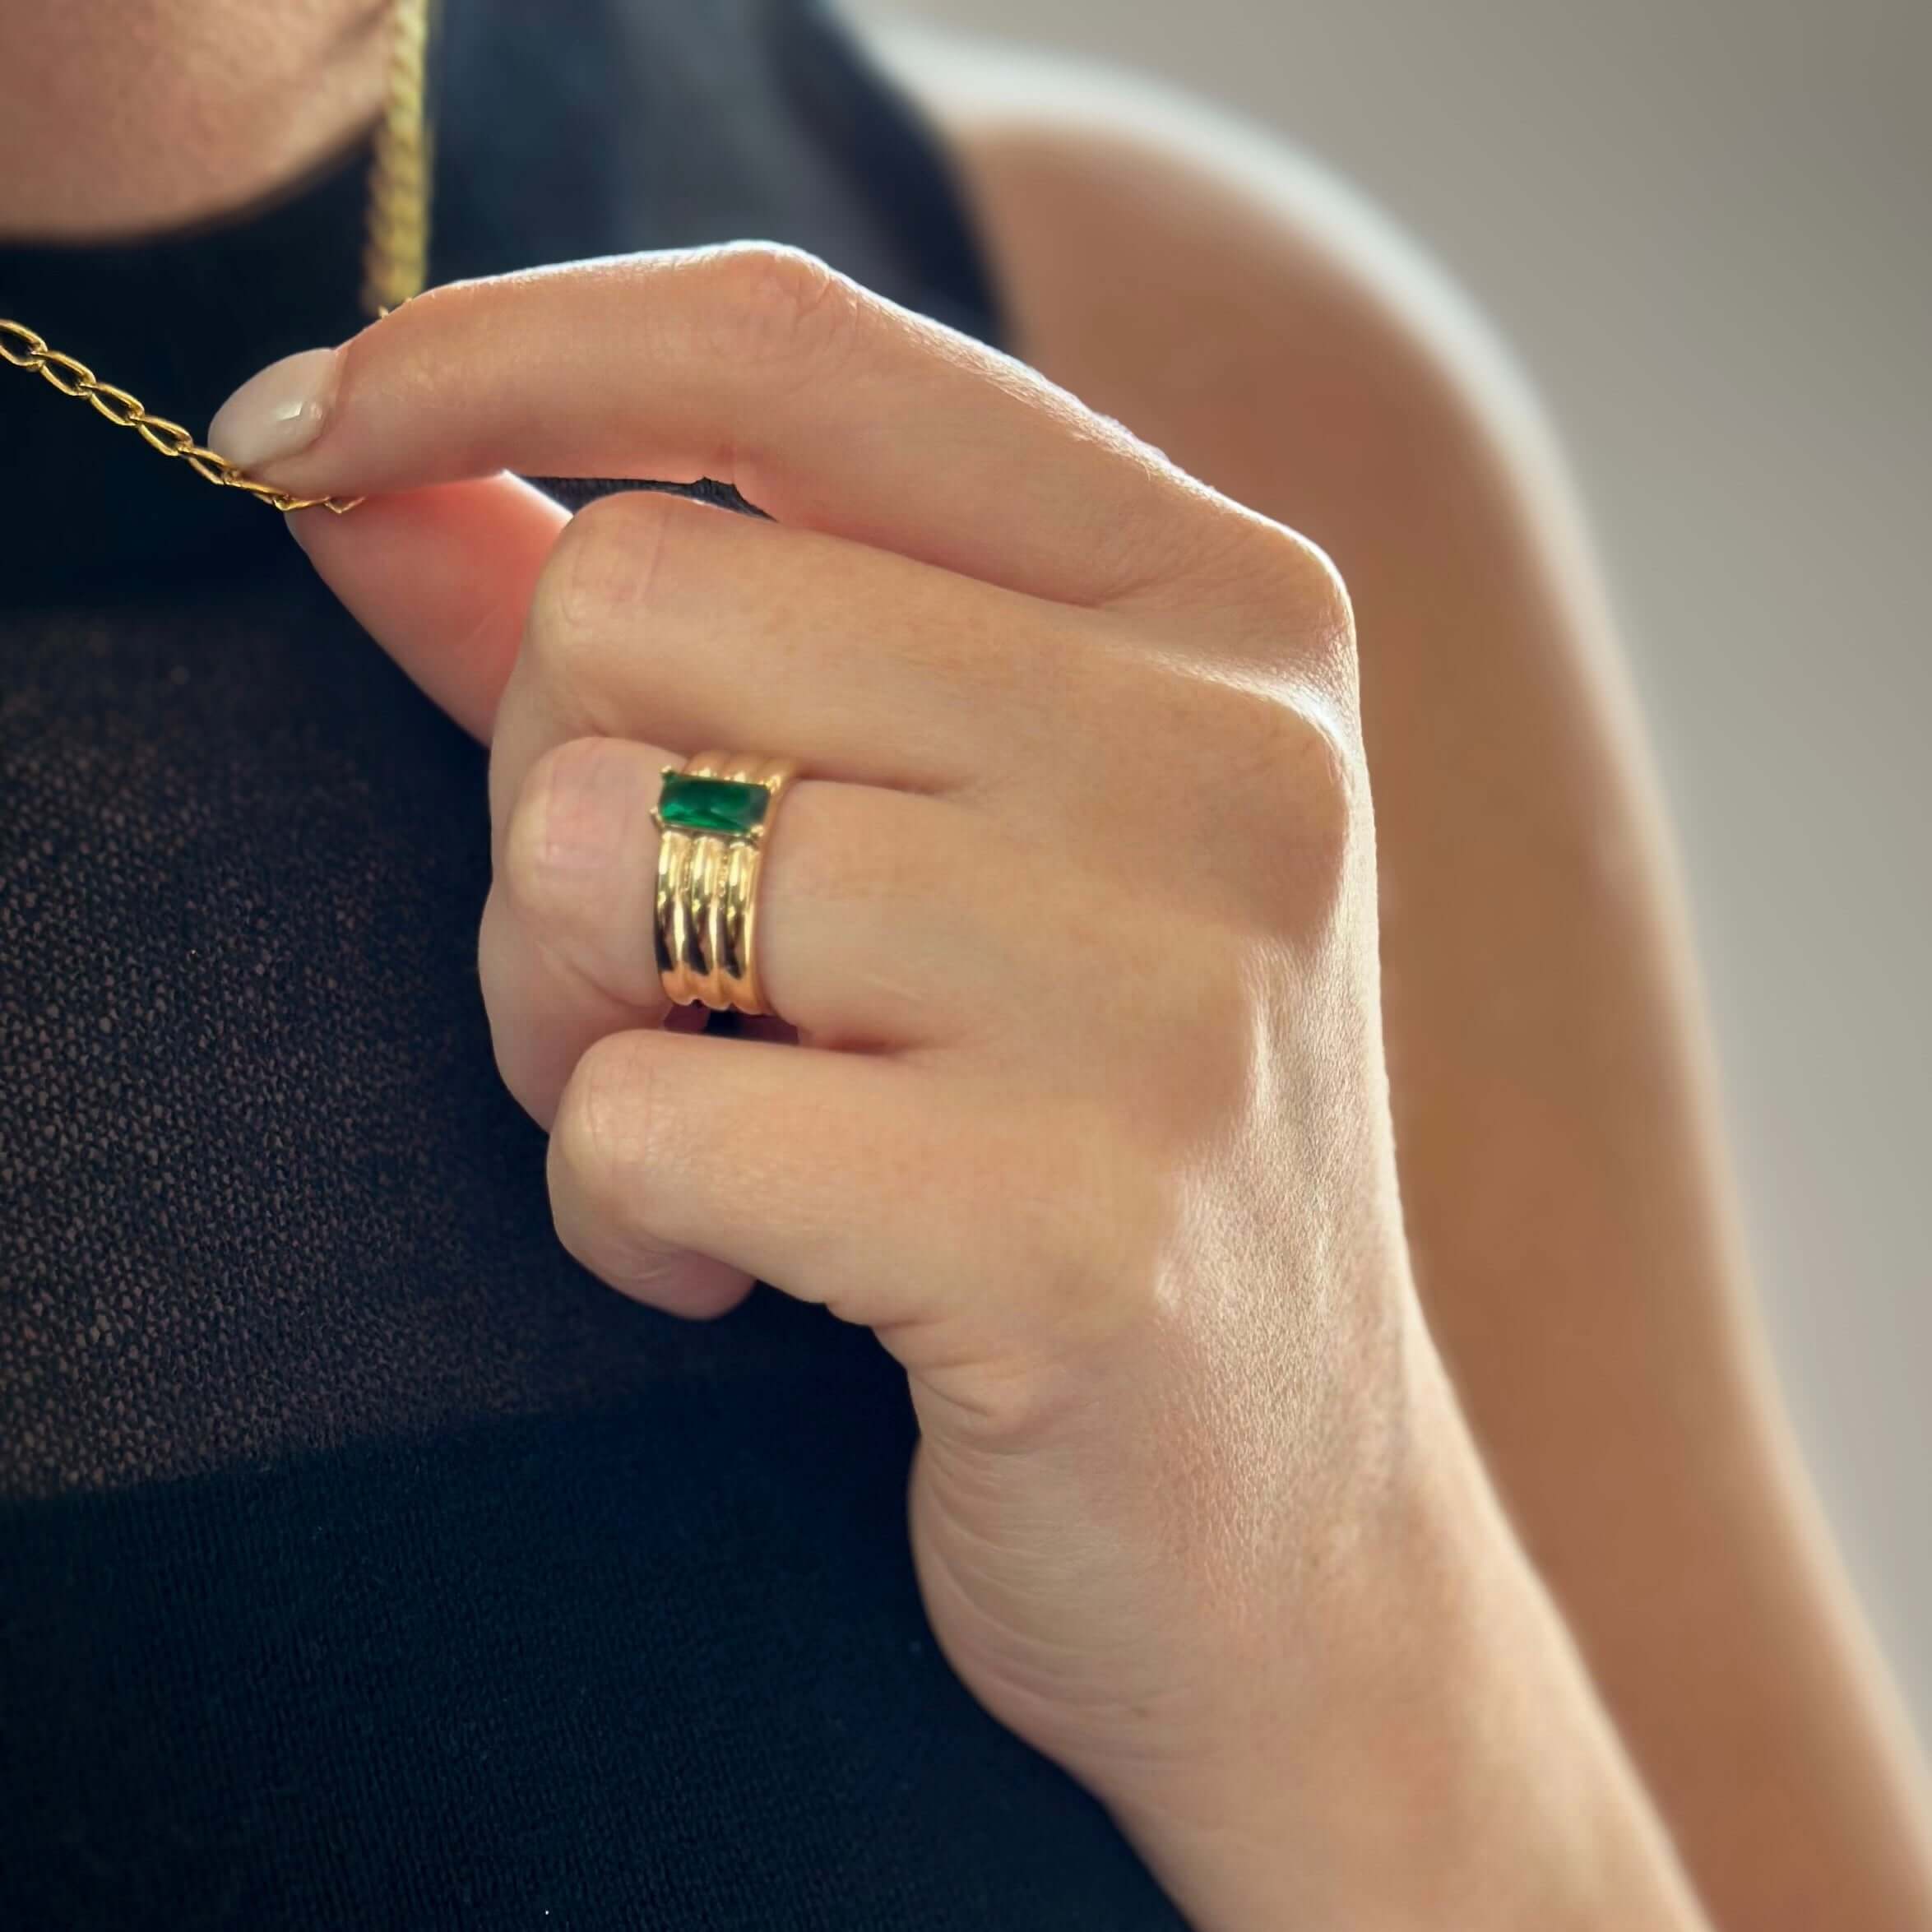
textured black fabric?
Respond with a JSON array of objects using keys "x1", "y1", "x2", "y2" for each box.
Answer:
[{"x1": 0, "y1": 3, "x2": 1182, "y2": 1924}]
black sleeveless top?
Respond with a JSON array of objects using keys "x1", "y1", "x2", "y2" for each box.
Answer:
[{"x1": 0, "y1": 6, "x2": 1186, "y2": 1924}]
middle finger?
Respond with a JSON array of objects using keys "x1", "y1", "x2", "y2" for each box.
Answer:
[{"x1": 486, "y1": 484, "x2": 1097, "y2": 847}]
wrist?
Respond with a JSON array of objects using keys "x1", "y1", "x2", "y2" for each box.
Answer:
[{"x1": 1114, "y1": 1337, "x2": 1707, "y2": 1930}]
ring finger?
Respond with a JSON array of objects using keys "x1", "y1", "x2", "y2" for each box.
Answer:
[{"x1": 483, "y1": 735, "x2": 1026, "y2": 1123}]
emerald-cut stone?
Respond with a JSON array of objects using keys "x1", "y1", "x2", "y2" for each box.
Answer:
[{"x1": 657, "y1": 771, "x2": 771, "y2": 837}]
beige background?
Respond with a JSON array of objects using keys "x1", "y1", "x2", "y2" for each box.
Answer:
[{"x1": 859, "y1": 0, "x2": 1932, "y2": 1728}]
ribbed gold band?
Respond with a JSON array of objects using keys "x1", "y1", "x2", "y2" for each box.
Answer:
[{"x1": 651, "y1": 752, "x2": 799, "y2": 1017}]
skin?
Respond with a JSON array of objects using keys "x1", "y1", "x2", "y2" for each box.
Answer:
[
  {"x1": 876, "y1": 39, "x2": 1932, "y2": 1930},
  {"x1": 9, "y1": 6, "x2": 1931, "y2": 1927},
  {"x1": 0, "y1": 0, "x2": 392, "y2": 238},
  {"x1": 214, "y1": 248, "x2": 1703, "y2": 1932}
]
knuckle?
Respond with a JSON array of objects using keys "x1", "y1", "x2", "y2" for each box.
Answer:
[
  {"x1": 938, "y1": 1142, "x2": 1178, "y2": 1451},
  {"x1": 1177, "y1": 937, "x2": 1266, "y2": 1081},
  {"x1": 1281, "y1": 529, "x2": 1355, "y2": 653},
  {"x1": 499, "y1": 736, "x2": 636, "y2": 927},
  {"x1": 1008, "y1": 1119, "x2": 1178, "y2": 1341},
  {"x1": 1272, "y1": 691, "x2": 1361, "y2": 828},
  {"x1": 1148, "y1": 669, "x2": 1364, "y2": 928},
  {"x1": 694, "y1": 243, "x2": 860, "y2": 375},
  {"x1": 1217, "y1": 674, "x2": 1362, "y2": 822},
  {"x1": 549, "y1": 1031, "x2": 662, "y2": 1243},
  {"x1": 1212, "y1": 517, "x2": 1359, "y2": 685},
  {"x1": 475, "y1": 888, "x2": 549, "y2": 1121},
  {"x1": 526, "y1": 490, "x2": 672, "y2": 701},
  {"x1": 1296, "y1": 702, "x2": 1367, "y2": 864},
  {"x1": 1244, "y1": 516, "x2": 1355, "y2": 628},
  {"x1": 1249, "y1": 693, "x2": 1363, "y2": 901}
]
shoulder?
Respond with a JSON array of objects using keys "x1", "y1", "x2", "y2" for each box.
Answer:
[{"x1": 864, "y1": 24, "x2": 1567, "y2": 548}]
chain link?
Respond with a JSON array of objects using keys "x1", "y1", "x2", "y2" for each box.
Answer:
[
  {"x1": 0, "y1": 319, "x2": 360, "y2": 513},
  {"x1": 0, "y1": 0, "x2": 433, "y2": 517},
  {"x1": 363, "y1": 0, "x2": 433, "y2": 317}
]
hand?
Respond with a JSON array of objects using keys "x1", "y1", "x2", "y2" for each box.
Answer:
[{"x1": 215, "y1": 247, "x2": 1706, "y2": 1929}]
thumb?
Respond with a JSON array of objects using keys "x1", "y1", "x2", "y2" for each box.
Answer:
[{"x1": 288, "y1": 473, "x2": 567, "y2": 743}]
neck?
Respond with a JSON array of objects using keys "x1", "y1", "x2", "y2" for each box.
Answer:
[{"x1": 0, "y1": 0, "x2": 393, "y2": 243}]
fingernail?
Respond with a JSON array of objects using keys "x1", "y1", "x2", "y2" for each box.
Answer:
[{"x1": 208, "y1": 346, "x2": 341, "y2": 470}]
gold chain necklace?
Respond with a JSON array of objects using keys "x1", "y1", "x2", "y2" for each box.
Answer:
[{"x1": 0, "y1": 0, "x2": 433, "y2": 517}]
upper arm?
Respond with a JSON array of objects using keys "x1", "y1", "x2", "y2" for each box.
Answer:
[
  {"x1": 875, "y1": 25, "x2": 1932, "y2": 1931},
  {"x1": 871, "y1": 25, "x2": 1574, "y2": 589}
]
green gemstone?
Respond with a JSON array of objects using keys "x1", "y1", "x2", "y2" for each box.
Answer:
[{"x1": 657, "y1": 771, "x2": 771, "y2": 837}]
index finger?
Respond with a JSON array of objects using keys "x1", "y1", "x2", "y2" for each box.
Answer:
[{"x1": 212, "y1": 245, "x2": 1264, "y2": 607}]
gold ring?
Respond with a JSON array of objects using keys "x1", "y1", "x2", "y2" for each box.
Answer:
[{"x1": 651, "y1": 751, "x2": 799, "y2": 1017}]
